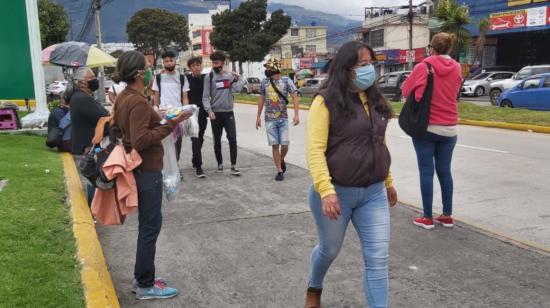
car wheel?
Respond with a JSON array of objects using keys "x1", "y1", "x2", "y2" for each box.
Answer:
[
  {"x1": 474, "y1": 86, "x2": 485, "y2": 97},
  {"x1": 501, "y1": 99, "x2": 513, "y2": 108},
  {"x1": 241, "y1": 88, "x2": 249, "y2": 94},
  {"x1": 489, "y1": 89, "x2": 501, "y2": 105}
]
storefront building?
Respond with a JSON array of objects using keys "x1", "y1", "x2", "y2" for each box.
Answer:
[{"x1": 464, "y1": 0, "x2": 550, "y2": 70}]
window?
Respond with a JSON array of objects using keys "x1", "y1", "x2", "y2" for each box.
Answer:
[
  {"x1": 472, "y1": 72, "x2": 491, "y2": 80},
  {"x1": 377, "y1": 75, "x2": 387, "y2": 84},
  {"x1": 533, "y1": 67, "x2": 550, "y2": 75},
  {"x1": 193, "y1": 44, "x2": 201, "y2": 51},
  {"x1": 192, "y1": 31, "x2": 201, "y2": 38},
  {"x1": 291, "y1": 28, "x2": 299, "y2": 36},
  {"x1": 523, "y1": 78, "x2": 541, "y2": 89},
  {"x1": 544, "y1": 77, "x2": 550, "y2": 88},
  {"x1": 387, "y1": 74, "x2": 399, "y2": 86},
  {"x1": 306, "y1": 28, "x2": 316, "y2": 38},
  {"x1": 515, "y1": 68, "x2": 532, "y2": 80},
  {"x1": 369, "y1": 29, "x2": 384, "y2": 48},
  {"x1": 306, "y1": 79, "x2": 319, "y2": 87},
  {"x1": 305, "y1": 45, "x2": 316, "y2": 53},
  {"x1": 491, "y1": 73, "x2": 513, "y2": 80}
]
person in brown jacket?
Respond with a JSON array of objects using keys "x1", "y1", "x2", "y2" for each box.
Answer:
[{"x1": 112, "y1": 51, "x2": 192, "y2": 300}]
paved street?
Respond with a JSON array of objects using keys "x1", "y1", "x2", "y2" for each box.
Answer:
[
  {"x1": 209, "y1": 103, "x2": 550, "y2": 249},
  {"x1": 96, "y1": 137, "x2": 550, "y2": 307}
]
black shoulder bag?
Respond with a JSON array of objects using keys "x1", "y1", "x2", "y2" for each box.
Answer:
[
  {"x1": 269, "y1": 78, "x2": 289, "y2": 105},
  {"x1": 398, "y1": 63, "x2": 434, "y2": 138}
]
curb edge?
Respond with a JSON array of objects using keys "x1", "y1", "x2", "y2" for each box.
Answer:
[
  {"x1": 61, "y1": 153, "x2": 120, "y2": 308},
  {"x1": 398, "y1": 199, "x2": 550, "y2": 256}
]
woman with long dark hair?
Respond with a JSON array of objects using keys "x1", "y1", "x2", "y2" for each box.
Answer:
[
  {"x1": 305, "y1": 41, "x2": 398, "y2": 308},
  {"x1": 112, "y1": 51, "x2": 191, "y2": 300}
]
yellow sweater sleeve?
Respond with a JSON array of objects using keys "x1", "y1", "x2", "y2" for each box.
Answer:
[{"x1": 307, "y1": 95, "x2": 335, "y2": 198}]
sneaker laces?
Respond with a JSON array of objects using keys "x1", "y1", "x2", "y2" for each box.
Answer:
[{"x1": 154, "y1": 279, "x2": 167, "y2": 289}]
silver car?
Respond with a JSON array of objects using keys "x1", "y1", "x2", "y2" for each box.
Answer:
[
  {"x1": 461, "y1": 71, "x2": 514, "y2": 97},
  {"x1": 297, "y1": 77, "x2": 326, "y2": 97},
  {"x1": 242, "y1": 77, "x2": 261, "y2": 94}
]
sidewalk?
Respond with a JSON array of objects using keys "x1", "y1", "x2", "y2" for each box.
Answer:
[{"x1": 96, "y1": 138, "x2": 550, "y2": 308}]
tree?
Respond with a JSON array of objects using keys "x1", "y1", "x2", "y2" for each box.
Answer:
[
  {"x1": 435, "y1": 0, "x2": 472, "y2": 58},
  {"x1": 210, "y1": 0, "x2": 291, "y2": 73},
  {"x1": 110, "y1": 49, "x2": 125, "y2": 59},
  {"x1": 126, "y1": 8, "x2": 190, "y2": 65},
  {"x1": 38, "y1": 0, "x2": 69, "y2": 47},
  {"x1": 473, "y1": 18, "x2": 490, "y2": 66}
]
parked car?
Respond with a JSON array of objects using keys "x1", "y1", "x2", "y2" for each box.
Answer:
[
  {"x1": 498, "y1": 73, "x2": 550, "y2": 110},
  {"x1": 461, "y1": 71, "x2": 514, "y2": 97},
  {"x1": 46, "y1": 80, "x2": 67, "y2": 96},
  {"x1": 241, "y1": 77, "x2": 261, "y2": 94},
  {"x1": 377, "y1": 71, "x2": 410, "y2": 101},
  {"x1": 489, "y1": 65, "x2": 550, "y2": 105},
  {"x1": 297, "y1": 77, "x2": 326, "y2": 97}
]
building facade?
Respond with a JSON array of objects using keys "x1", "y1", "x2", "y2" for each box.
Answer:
[
  {"x1": 463, "y1": 0, "x2": 550, "y2": 70},
  {"x1": 270, "y1": 25, "x2": 329, "y2": 72},
  {"x1": 357, "y1": 6, "x2": 430, "y2": 75},
  {"x1": 185, "y1": 5, "x2": 229, "y2": 68}
]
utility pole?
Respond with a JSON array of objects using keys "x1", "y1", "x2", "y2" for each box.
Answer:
[
  {"x1": 69, "y1": 16, "x2": 73, "y2": 40},
  {"x1": 408, "y1": 0, "x2": 414, "y2": 70},
  {"x1": 94, "y1": 0, "x2": 106, "y2": 104}
]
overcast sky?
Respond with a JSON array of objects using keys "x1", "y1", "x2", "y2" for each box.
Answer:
[{"x1": 270, "y1": 0, "x2": 425, "y2": 20}]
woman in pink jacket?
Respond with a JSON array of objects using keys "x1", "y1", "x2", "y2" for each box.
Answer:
[{"x1": 401, "y1": 32, "x2": 462, "y2": 230}]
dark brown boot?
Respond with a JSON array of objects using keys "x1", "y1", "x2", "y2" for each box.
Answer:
[{"x1": 304, "y1": 287, "x2": 322, "y2": 308}]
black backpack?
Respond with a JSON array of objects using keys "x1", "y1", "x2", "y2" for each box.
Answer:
[{"x1": 398, "y1": 63, "x2": 434, "y2": 138}]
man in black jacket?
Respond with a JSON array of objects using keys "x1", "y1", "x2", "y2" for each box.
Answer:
[{"x1": 186, "y1": 57, "x2": 208, "y2": 178}]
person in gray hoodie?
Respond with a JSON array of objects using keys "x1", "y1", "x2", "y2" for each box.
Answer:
[{"x1": 202, "y1": 51, "x2": 245, "y2": 176}]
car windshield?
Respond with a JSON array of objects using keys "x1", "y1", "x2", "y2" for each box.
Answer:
[
  {"x1": 471, "y1": 73, "x2": 491, "y2": 80},
  {"x1": 515, "y1": 68, "x2": 532, "y2": 80}
]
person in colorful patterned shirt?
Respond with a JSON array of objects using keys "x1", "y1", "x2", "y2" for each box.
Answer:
[{"x1": 256, "y1": 58, "x2": 300, "y2": 181}]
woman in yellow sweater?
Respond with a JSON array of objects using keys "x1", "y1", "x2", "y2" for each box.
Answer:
[{"x1": 304, "y1": 41, "x2": 398, "y2": 308}]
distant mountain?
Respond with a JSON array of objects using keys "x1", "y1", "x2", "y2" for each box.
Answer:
[{"x1": 56, "y1": 0, "x2": 361, "y2": 47}]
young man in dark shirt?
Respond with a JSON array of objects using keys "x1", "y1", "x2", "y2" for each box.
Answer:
[{"x1": 186, "y1": 57, "x2": 208, "y2": 178}]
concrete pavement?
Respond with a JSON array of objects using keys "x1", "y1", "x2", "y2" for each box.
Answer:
[
  {"x1": 223, "y1": 103, "x2": 550, "y2": 249},
  {"x1": 96, "y1": 137, "x2": 550, "y2": 307}
]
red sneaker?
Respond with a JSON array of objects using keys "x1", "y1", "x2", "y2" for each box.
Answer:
[
  {"x1": 434, "y1": 215, "x2": 454, "y2": 228},
  {"x1": 413, "y1": 217, "x2": 435, "y2": 230}
]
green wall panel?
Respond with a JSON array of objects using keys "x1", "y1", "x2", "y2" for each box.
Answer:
[{"x1": 0, "y1": 0, "x2": 35, "y2": 99}]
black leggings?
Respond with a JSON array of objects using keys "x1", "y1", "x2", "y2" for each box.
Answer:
[{"x1": 210, "y1": 111, "x2": 237, "y2": 165}]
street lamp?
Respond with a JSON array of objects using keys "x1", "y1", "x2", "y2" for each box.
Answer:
[{"x1": 201, "y1": 0, "x2": 232, "y2": 11}]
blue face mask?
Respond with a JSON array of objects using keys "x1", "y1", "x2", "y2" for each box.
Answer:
[{"x1": 353, "y1": 64, "x2": 376, "y2": 90}]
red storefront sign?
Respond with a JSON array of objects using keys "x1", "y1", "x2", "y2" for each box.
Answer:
[
  {"x1": 299, "y1": 58, "x2": 314, "y2": 69},
  {"x1": 489, "y1": 9, "x2": 527, "y2": 31},
  {"x1": 547, "y1": 6, "x2": 550, "y2": 24},
  {"x1": 201, "y1": 29, "x2": 213, "y2": 56},
  {"x1": 398, "y1": 48, "x2": 426, "y2": 64}
]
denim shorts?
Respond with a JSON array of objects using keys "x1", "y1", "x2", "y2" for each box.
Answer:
[{"x1": 265, "y1": 119, "x2": 289, "y2": 146}]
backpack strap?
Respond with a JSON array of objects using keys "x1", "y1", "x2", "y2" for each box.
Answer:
[
  {"x1": 269, "y1": 78, "x2": 289, "y2": 105},
  {"x1": 156, "y1": 74, "x2": 162, "y2": 94}
]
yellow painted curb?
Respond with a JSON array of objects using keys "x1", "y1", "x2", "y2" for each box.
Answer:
[
  {"x1": 62, "y1": 153, "x2": 120, "y2": 308},
  {"x1": 458, "y1": 119, "x2": 550, "y2": 134},
  {"x1": 398, "y1": 199, "x2": 550, "y2": 256},
  {"x1": 236, "y1": 100, "x2": 550, "y2": 134},
  {"x1": 2, "y1": 99, "x2": 37, "y2": 107}
]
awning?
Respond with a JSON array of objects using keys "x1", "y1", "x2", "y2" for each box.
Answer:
[{"x1": 311, "y1": 61, "x2": 328, "y2": 69}]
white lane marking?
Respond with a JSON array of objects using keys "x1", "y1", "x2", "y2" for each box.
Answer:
[{"x1": 397, "y1": 135, "x2": 509, "y2": 154}]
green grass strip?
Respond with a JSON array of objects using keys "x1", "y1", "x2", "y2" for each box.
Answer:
[{"x1": 0, "y1": 135, "x2": 84, "y2": 308}]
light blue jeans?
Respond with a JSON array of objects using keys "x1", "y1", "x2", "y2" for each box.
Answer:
[{"x1": 308, "y1": 182, "x2": 390, "y2": 308}]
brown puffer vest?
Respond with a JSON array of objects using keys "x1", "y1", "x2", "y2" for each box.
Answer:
[{"x1": 318, "y1": 90, "x2": 391, "y2": 187}]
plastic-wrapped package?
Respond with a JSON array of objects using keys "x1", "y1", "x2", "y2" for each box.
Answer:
[
  {"x1": 161, "y1": 136, "x2": 180, "y2": 202},
  {"x1": 182, "y1": 108, "x2": 199, "y2": 138}
]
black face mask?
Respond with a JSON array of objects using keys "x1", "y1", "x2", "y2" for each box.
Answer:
[
  {"x1": 265, "y1": 70, "x2": 279, "y2": 78},
  {"x1": 165, "y1": 66, "x2": 176, "y2": 72},
  {"x1": 87, "y1": 78, "x2": 99, "y2": 92},
  {"x1": 213, "y1": 66, "x2": 222, "y2": 73}
]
